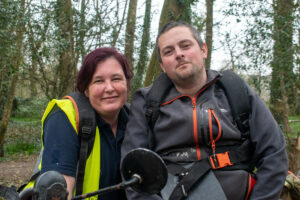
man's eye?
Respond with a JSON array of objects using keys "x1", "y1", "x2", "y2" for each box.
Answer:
[
  {"x1": 163, "y1": 50, "x2": 172, "y2": 55},
  {"x1": 182, "y1": 44, "x2": 191, "y2": 49}
]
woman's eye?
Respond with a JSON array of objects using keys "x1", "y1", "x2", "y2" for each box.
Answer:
[
  {"x1": 94, "y1": 80, "x2": 103, "y2": 83},
  {"x1": 112, "y1": 77, "x2": 122, "y2": 81}
]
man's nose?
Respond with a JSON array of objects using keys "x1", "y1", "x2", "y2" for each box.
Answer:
[{"x1": 175, "y1": 48, "x2": 184, "y2": 60}]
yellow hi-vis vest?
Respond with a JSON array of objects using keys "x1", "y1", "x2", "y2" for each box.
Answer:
[{"x1": 24, "y1": 99, "x2": 101, "y2": 198}]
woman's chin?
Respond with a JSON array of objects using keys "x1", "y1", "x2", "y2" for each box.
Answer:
[{"x1": 96, "y1": 104, "x2": 122, "y2": 116}]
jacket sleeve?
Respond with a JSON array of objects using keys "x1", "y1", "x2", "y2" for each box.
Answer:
[
  {"x1": 121, "y1": 88, "x2": 163, "y2": 200},
  {"x1": 247, "y1": 86, "x2": 288, "y2": 200}
]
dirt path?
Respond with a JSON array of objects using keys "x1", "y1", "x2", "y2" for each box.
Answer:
[{"x1": 0, "y1": 154, "x2": 37, "y2": 188}]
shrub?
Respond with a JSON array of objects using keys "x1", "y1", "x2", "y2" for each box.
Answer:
[{"x1": 11, "y1": 97, "x2": 48, "y2": 119}]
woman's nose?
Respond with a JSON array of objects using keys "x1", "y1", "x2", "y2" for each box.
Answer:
[{"x1": 104, "y1": 81, "x2": 114, "y2": 92}]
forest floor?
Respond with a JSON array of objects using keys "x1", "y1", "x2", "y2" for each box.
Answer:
[{"x1": 0, "y1": 154, "x2": 38, "y2": 188}]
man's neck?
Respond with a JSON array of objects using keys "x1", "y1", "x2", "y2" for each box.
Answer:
[{"x1": 174, "y1": 72, "x2": 207, "y2": 97}]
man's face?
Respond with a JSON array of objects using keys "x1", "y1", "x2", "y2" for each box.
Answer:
[{"x1": 158, "y1": 26, "x2": 207, "y2": 85}]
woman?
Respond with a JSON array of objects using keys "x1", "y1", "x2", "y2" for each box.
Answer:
[{"x1": 28, "y1": 47, "x2": 132, "y2": 200}]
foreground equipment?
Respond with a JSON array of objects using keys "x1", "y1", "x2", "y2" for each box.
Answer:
[
  {"x1": 0, "y1": 148, "x2": 167, "y2": 200},
  {"x1": 73, "y1": 148, "x2": 167, "y2": 200}
]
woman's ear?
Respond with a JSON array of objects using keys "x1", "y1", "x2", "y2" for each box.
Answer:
[{"x1": 84, "y1": 89, "x2": 89, "y2": 97}]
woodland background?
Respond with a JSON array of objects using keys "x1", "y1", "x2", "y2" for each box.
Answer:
[{"x1": 0, "y1": 0, "x2": 299, "y2": 178}]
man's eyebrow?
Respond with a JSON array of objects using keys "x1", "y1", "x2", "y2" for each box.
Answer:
[
  {"x1": 179, "y1": 39, "x2": 192, "y2": 44},
  {"x1": 161, "y1": 39, "x2": 192, "y2": 50},
  {"x1": 161, "y1": 45, "x2": 173, "y2": 51}
]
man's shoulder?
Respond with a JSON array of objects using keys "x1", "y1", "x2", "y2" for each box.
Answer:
[{"x1": 132, "y1": 85, "x2": 152, "y2": 99}]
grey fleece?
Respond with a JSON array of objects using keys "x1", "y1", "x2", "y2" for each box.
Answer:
[{"x1": 121, "y1": 70, "x2": 288, "y2": 200}]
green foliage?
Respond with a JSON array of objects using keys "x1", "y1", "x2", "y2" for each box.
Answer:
[
  {"x1": 1, "y1": 96, "x2": 44, "y2": 158},
  {"x1": 289, "y1": 115, "x2": 300, "y2": 138},
  {"x1": 11, "y1": 97, "x2": 48, "y2": 119},
  {"x1": 222, "y1": 0, "x2": 299, "y2": 126},
  {"x1": 176, "y1": 0, "x2": 196, "y2": 22},
  {"x1": 4, "y1": 118, "x2": 41, "y2": 157},
  {"x1": 0, "y1": 0, "x2": 22, "y2": 120},
  {"x1": 222, "y1": 1, "x2": 275, "y2": 73},
  {"x1": 4, "y1": 142, "x2": 39, "y2": 156}
]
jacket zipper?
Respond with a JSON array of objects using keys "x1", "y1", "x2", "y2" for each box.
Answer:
[
  {"x1": 192, "y1": 97, "x2": 201, "y2": 160},
  {"x1": 161, "y1": 76, "x2": 220, "y2": 161},
  {"x1": 208, "y1": 108, "x2": 222, "y2": 162}
]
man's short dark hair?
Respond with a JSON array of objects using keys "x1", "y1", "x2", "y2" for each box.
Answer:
[{"x1": 156, "y1": 21, "x2": 204, "y2": 63}]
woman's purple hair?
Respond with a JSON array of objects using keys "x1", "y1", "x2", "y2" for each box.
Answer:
[{"x1": 76, "y1": 47, "x2": 133, "y2": 93}]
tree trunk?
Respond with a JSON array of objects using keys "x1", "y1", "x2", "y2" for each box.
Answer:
[
  {"x1": 0, "y1": 0, "x2": 25, "y2": 157},
  {"x1": 296, "y1": 133, "x2": 300, "y2": 172},
  {"x1": 124, "y1": 0, "x2": 137, "y2": 68},
  {"x1": 271, "y1": 0, "x2": 297, "y2": 173},
  {"x1": 270, "y1": 0, "x2": 294, "y2": 126},
  {"x1": 29, "y1": 61, "x2": 38, "y2": 97},
  {"x1": 56, "y1": 0, "x2": 75, "y2": 98},
  {"x1": 143, "y1": 0, "x2": 195, "y2": 86},
  {"x1": 279, "y1": 71, "x2": 292, "y2": 135},
  {"x1": 205, "y1": 0, "x2": 213, "y2": 69},
  {"x1": 78, "y1": 0, "x2": 86, "y2": 62},
  {"x1": 130, "y1": 0, "x2": 152, "y2": 99},
  {"x1": 0, "y1": 73, "x2": 19, "y2": 156},
  {"x1": 295, "y1": 29, "x2": 300, "y2": 115}
]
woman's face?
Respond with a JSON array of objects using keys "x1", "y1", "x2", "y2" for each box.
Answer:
[{"x1": 85, "y1": 57, "x2": 127, "y2": 118}]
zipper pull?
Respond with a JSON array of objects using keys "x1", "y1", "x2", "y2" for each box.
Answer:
[
  {"x1": 212, "y1": 140, "x2": 216, "y2": 162},
  {"x1": 192, "y1": 98, "x2": 196, "y2": 109}
]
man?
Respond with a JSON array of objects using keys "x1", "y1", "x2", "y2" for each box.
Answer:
[{"x1": 121, "y1": 21, "x2": 288, "y2": 200}]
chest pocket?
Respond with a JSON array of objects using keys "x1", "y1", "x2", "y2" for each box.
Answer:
[{"x1": 197, "y1": 102, "x2": 242, "y2": 148}]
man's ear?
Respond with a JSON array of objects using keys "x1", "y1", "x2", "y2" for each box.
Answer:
[
  {"x1": 160, "y1": 62, "x2": 166, "y2": 73},
  {"x1": 201, "y1": 43, "x2": 208, "y2": 59}
]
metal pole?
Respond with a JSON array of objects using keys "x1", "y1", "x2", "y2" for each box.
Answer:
[{"x1": 71, "y1": 174, "x2": 142, "y2": 200}]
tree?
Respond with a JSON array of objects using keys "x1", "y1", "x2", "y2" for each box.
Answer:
[
  {"x1": 296, "y1": 28, "x2": 300, "y2": 114},
  {"x1": 26, "y1": 3, "x2": 51, "y2": 97},
  {"x1": 270, "y1": 0, "x2": 300, "y2": 172},
  {"x1": 23, "y1": 0, "x2": 130, "y2": 100},
  {"x1": 111, "y1": 0, "x2": 129, "y2": 47},
  {"x1": 0, "y1": 0, "x2": 25, "y2": 156},
  {"x1": 55, "y1": 0, "x2": 75, "y2": 98},
  {"x1": 144, "y1": 0, "x2": 196, "y2": 86},
  {"x1": 0, "y1": 1, "x2": 16, "y2": 118},
  {"x1": 205, "y1": 0, "x2": 213, "y2": 69},
  {"x1": 221, "y1": 1, "x2": 276, "y2": 96},
  {"x1": 270, "y1": 0, "x2": 296, "y2": 129},
  {"x1": 124, "y1": 0, "x2": 137, "y2": 67},
  {"x1": 77, "y1": 0, "x2": 87, "y2": 64},
  {"x1": 222, "y1": 0, "x2": 299, "y2": 112},
  {"x1": 130, "y1": 0, "x2": 152, "y2": 98}
]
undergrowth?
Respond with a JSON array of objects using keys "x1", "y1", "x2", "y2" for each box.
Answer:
[
  {"x1": 2, "y1": 97, "x2": 48, "y2": 159},
  {"x1": 289, "y1": 115, "x2": 300, "y2": 138}
]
